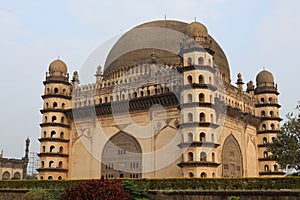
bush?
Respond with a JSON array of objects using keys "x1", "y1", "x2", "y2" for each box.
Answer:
[
  {"x1": 122, "y1": 180, "x2": 149, "y2": 200},
  {"x1": 21, "y1": 188, "x2": 48, "y2": 200},
  {"x1": 61, "y1": 179, "x2": 131, "y2": 200}
]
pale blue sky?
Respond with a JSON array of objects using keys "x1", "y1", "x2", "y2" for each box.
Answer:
[{"x1": 1, "y1": 0, "x2": 300, "y2": 157}]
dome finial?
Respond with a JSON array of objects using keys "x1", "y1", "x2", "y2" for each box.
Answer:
[{"x1": 195, "y1": 17, "x2": 197, "y2": 22}]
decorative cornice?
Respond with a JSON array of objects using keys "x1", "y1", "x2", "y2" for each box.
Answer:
[
  {"x1": 177, "y1": 142, "x2": 220, "y2": 149},
  {"x1": 43, "y1": 80, "x2": 71, "y2": 86},
  {"x1": 41, "y1": 94, "x2": 72, "y2": 100},
  {"x1": 257, "y1": 130, "x2": 280, "y2": 134},
  {"x1": 255, "y1": 103, "x2": 281, "y2": 108},
  {"x1": 177, "y1": 122, "x2": 219, "y2": 129},
  {"x1": 38, "y1": 153, "x2": 69, "y2": 158},
  {"x1": 37, "y1": 168, "x2": 68, "y2": 172},
  {"x1": 38, "y1": 138, "x2": 69, "y2": 143},
  {"x1": 261, "y1": 117, "x2": 282, "y2": 121},
  {"x1": 40, "y1": 123, "x2": 70, "y2": 128},
  {"x1": 65, "y1": 93, "x2": 179, "y2": 120},
  {"x1": 177, "y1": 161, "x2": 220, "y2": 168},
  {"x1": 226, "y1": 106, "x2": 261, "y2": 127},
  {"x1": 180, "y1": 102, "x2": 213, "y2": 109},
  {"x1": 40, "y1": 109, "x2": 66, "y2": 114},
  {"x1": 182, "y1": 83, "x2": 217, "y2": 91}
]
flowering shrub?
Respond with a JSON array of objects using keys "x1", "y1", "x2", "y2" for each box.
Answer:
[{"x1": 61, "y1": 179, "x2": 131, "y2": 200}]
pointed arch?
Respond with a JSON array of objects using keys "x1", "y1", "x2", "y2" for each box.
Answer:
[
  {"x1": 222, "y1": 134, "x2": 243, "y2": 177},
  {"x1": 101, "y1": 131, "x2": 142, "y2": 178}
]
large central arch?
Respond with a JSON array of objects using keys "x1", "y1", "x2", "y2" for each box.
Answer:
[
  {"x1": 222, "y1": 134, "x2": 243, "y2": 177},
  {"x1": 101, "y1": 131, "x2": 142, "y2": 178}
]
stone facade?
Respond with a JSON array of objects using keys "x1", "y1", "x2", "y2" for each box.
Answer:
[
  {"x1": 37, "y1": 20, "x2": 283, "y2": 180},
  {"x1": 0, "y1": 138, "x2": 30, "y2": 180}
]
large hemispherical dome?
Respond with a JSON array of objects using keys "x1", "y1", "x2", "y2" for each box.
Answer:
[
  {"x1": 49, "y1": 59, "x2": 67, "y2": 74},
  {"x1": 104, "y1": 20, "x2": 230, "y2": 81}
]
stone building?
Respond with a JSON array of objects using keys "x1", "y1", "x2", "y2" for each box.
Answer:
[
  {"x1": 37, "y1": 20, "x2": 283, "y2": 180},
  {"x1": 0, "y1": 138, "x2": 30, "y2": 180}
]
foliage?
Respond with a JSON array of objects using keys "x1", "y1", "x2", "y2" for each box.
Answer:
[
  {"x1": 227, "y1": 197, "x2": 240, "y2": 200},
  {"x1": 21, "y1": 188, "x2": 48, "y2": 200},
  {"x1": 122, "y1": 180, "x2": 149, "y2": 200},
  {"x1": 0, "y1": 177, "x2": 300, "y2": 192},
  {"x1": 267, "y1": 113, "x2": 300, "y2": 169},
  {"x1": 61, "y1": 179, "x2": 131, "y2": 200}
]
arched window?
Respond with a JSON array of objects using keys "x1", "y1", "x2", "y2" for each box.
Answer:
[
  {"x1": 2, "y1": 171, "x2": 10, "y2": 180},
  {"x1": 209, "y1": 76, "x2": 212, "y2": 84},
  {"x1": 48, "y1": 176, "x2": 53, "y2": 180},
  {"x1": 41, "y1": 161, "x2": 44, "y2": 168},
  {"x1": 43, "y1": 131, "x2": 46, "y2": 137},
  {"x1": 44, "y1": 116, "x2": 48, "y2": 123},
  {"x1": 200, "y1": 152, "x2": 207, "y2": 161},
  {"x1": 62, "y1": 88, "x2": 66, "y2": 95},
  {"x1": 187, "y1": 94, "x2": 193, "y2": 103},
  {"x1": 59, "y1": 146, "x2": 63, "y2": 153},
  {"x1": 187, "y1": 57, "x2": 192, "y2": 65},
  {"x1": 212, "y1": 152, "x2": 215, "y2": 162},
  {"x1": 62, "y1": 103, "x2": 65, "y2": 109},
  {"x1": 58, "y1": 176, "x2": 62, "y2": 180},
  {"x1": 133, "y1": 92, "x2": 137, "y2": 98},
  {"x1": 263, "y1": 151, "x2": 268, "y2": 158},
  {"x1": 261, "y1": 111, "x2": 265, "y2": 117},
  {"x1": 212, "y1": 172, "x2": 216, "y2": 178},
  {"x1": 260, "y1": 98, "x2": 264, "y2": 104},
  {"x1": 200, "y1": 132, "x2": 206, "y2": 142},
  {"x1": 264, "y1": 165, "x2": 269, "y2": 172},
  {"x1": 188, "y1": 152, "x2": 193, "y2": 161},
  {"x1": 274, "y1": 164, "x2": 278, "y2": 171},
  {"x1": 61, "y1": 117, "x2": 65, "y2": 124},
  {"x1": 210, "y1": 114, "x2": 214, "y2": 123},
  {"x1": 52, "y1": 116, "x2": 57, "y2": 123},
  {"x1": 49, "y1": 161, "x2": 54, "y2": 168},
  {"x1": 50, "y1": 146, "x2": 55, "y2": 153},
  {"x1": 42, "y1": 146, "x2": 45, "y2": 153},
  {"x1": 54, "y1": 88, "x2": 58, "y2": 94},
  {"x1": 147, "y1": 90, "x2": 150, "y2": 96},
  {"x1": 188, "y1": 172, "x2": 194, "y2": 178},
  {"x1": 122, "y1": 94, "x2": 125, "y2": 100},
  {"x1": 140, "y1": 91, "x2": 144, "y2": 97},
  {"x1": 262, "y1": 124, "x2": 266, "y2": 131},
  {"x1": 199, "y1": 75, "x2": 204, "y2": 84},
  {"x1": 187, "y1": 75, "x2": 193, "y2": 84},
  {"x1": 270, "y1": 111, "x2": 274, "y2": 117},
  {"x1": 58, "y1": 161, "x2": 63, "y2": 168},
  {"x1": 188, "y1": 132, "x2": 193, "y2": 142},
  {"x1": 104, "y1": 97, "x2": 108, "y2": 103},
  {"x1": 268, "y1": 97, "x2": 273, "y2": 103},
  {"x1": 51, "y1": 131, "x2": 56, "y2": 138},
  {"x1": 271, "y1": 123, "x2": 275, "y2": 130},
  {"x1": 199, "y1": 93, "x2": 205, "y2": 102},
  {"x1": 211, "y1": 133, "x2": 215, "y2": 143},
  {"x1": 46, "y1": 102, "x2": 49, "y2": 109},
  {"x1": 210, "y1": 95, "x2": 212, "y2": 103},
  {"x1": 40, "y1": 176, "x2": 44, "y2": 180},
  {"x1": 53, "y1": 102, "x2": 58, "y2": 109},
  {"x1": 99, "y1": 98, "x2": 102, "y2": 104},
  {"x1": 60, "y1": 132, "x2": 64, "y2": 138},
  {"x1": 263, "y1": 137, "x2": 267, "y2": 144},
  {"x1": 188, "y1": 113, "x2": 193, "y2": 122},
  {"x1": 200, "y1": 172, "x2": 207, "y2": 178},
  {"x1": 198, "y1": 57, "x2": 204, "y2": 65},
  {"x1": 200, "y1": 113, "x2": 205, "y2": 122}
]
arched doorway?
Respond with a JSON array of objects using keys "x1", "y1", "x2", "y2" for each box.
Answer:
[
  {"x1": 101, "y1": 131, "x2": 142, "y2": 178},
  {"x1": 222, "y1": 134, "x2": 243, "y2": 177}
]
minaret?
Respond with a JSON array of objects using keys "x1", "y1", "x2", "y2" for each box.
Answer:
[
  {"x1": 177, "y1": 21, "x2": 219, "y2": 178},
  {"x1": 22, "y1": 137, "x2": 30, "y2": 179},
  {"x1": 37, "y1": 58, "x2": 71, "y2": 180},
  {"x1": 254, "y1": 69, "x2": 283, "y2": 176}
]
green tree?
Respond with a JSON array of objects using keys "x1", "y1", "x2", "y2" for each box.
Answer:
[{"x1": 267, "y1": 113, "x2": 300, "y2": 169}]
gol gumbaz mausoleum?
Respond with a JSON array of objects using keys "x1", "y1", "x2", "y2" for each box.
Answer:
[{"x1": 37, "y1": 20, "x2": 283, "y2": 180}]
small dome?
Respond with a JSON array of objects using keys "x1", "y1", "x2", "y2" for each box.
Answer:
[
  {"x1": 186, "y1": 21, "x2": 208, "y2": 37},
  {"x1": 256, "y1": 70, "x2": 274, "y2": 85},
  {"x1": 49, "y1": 59, "x2": 67, "y2": 74}
]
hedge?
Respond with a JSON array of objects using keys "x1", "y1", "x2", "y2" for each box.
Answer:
[{"x1": 0, "y1": 177, "x2": 299, "y2": 191}]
